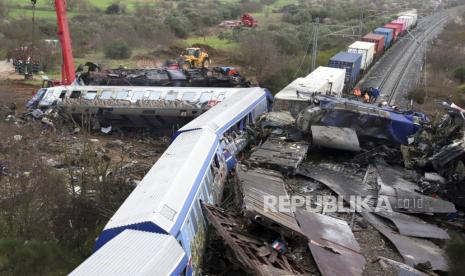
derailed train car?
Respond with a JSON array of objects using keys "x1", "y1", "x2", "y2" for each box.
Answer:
[
  {"x1": 70, "y1": 88, "x2": 270, "y2": 275},
  {"x1": 35, "y1": 85, "x2": 265, "y2": 128}
]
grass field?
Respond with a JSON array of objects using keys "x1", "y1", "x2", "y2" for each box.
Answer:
[{"x1": 183, "y1": 36, "x2": 239, "y2": 50}]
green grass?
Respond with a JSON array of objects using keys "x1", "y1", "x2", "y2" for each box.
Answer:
[
  {"x1": 183, "y1": 36, "x2": 239, "y2": 50},
  {"x1": 7, "y1": 8, "x2": 77, "y2": 19}
]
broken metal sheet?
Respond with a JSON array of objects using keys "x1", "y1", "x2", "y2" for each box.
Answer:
[
  {"x1": 430, "y1": 139, "x2": 465, "y2": 170},
  {"x1": 377, "y1": 256, "x2": 427, "y2": 276},
  {"x1": 295, "y1": 210, "x2": 366, "y2": 276},
  {"x1": 260, "y1": 111, "x2": 296, "y2": 128},
  {"x1": 374, "y1": 209, "x2": 450, "y2": 240},
  {"x1": 236, "y1": 165, "x2": 305, "y2": 238},
  {"x1": 375, "y1": 161, "x2": 456, "y2": 214},
  {"x1": 362, "y1": 210, "x2": 448, "y2": 271},
  {"x1": 297, "y1": 164, "x2": 373, "y2": 202},
  {"x1": 249, "y1": 137, "x2": 309, "y2": 174},
  {"x1": 311, "y1": 126, "x2": 360, "y2": 152},
  {"x1": 202, "y1": 204, "x2": 308, "y2": 275}
]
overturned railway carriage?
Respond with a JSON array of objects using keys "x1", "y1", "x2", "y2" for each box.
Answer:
[
  {"x1": 38, "y1": 86, "x2": 265, "y2": 128},
  {"x1": 71, "y1": 88, "x2": 270, "y2": 275}
]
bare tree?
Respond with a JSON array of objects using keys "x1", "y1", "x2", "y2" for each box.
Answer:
[{"x1": 238, "y1": 32, "x2": 283, "y2": 83}]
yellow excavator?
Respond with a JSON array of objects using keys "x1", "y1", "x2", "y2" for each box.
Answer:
[{"x1": 178, "y1": 47, "x2": 210, "y2": 70}]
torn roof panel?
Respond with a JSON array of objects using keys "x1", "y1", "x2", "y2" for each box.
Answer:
[{"x1": 295, "y1": 210, "x2": 366, "y2": 276}]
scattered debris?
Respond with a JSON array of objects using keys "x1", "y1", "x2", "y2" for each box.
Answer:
[
  {"x1": 248, "y1": 137, "x2": 309, "y2": 174},
  {"x1": 376, "y1": 256, "x2": 428, "y2": 276},
  {"x1": 311, "y1": 126, "x2": 360, "y2": 152},
  {"x1": 202, "y1": 204, "x2": 308, "y2": 275},
  {"x1": 374, "y1": 208, "x2": 450, "y2": 240},
  {"x1": 376, "y1": 160, "x2": 456, "y2": 213},
  {"x1": 362, "y1": 210, "x2": 448, "y2": 271},
  {"x1": 295, "y1": 209, "x2": 366, "y2": 276}
]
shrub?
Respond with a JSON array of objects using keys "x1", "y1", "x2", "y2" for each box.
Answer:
[
  {"x1": 407, "y1": 87, "x2": 426, "y2": 104},
  {"x1": 105, "y1": 3, "x2": 120, "y2": 14},
  {"x1": 453, "y1": 66, "x2": 465, "y2": 83},
  {"x1": 104, "y1": 39, "x2": 132, "y2": 60}
]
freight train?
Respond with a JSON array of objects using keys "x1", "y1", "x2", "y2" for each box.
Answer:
[{"x1": 274, "y1": 10, "x2": 419, "y2": 112}]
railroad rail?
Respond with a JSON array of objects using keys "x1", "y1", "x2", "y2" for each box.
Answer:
[{"x1": 377, "y1": 11, "x2": 450, "y2": 105}]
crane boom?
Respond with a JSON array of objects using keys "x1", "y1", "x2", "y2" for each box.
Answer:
[{"x1": 54, "y1": 0, "x2": 75, "y2": 85}]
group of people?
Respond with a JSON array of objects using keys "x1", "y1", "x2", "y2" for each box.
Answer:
[{"x1": 353, "y1": 86, "x2": 380, "y2": 103}]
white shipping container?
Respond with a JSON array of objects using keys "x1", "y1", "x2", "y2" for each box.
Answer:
[
  {"x1": 403, "y1": 13, "x2": 418, "y2": 26},
  {"x1": 347, "y1": 41, "x2": 376, "y2": 70},
  {"x1": 275, "y1": 66, "x2": 346, "y2": 101},
  {"x1": 398, "y1": 15, "x2": 414, "y2": 30}
]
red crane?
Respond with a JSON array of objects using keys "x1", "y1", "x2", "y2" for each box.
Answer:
[{"x1": 54, "y1": 0, "x2": 76, "y2": 85}]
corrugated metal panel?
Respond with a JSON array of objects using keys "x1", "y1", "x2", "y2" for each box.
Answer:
[{"x1": 70, "y1": 230, "x2": 187, "y2": 276}]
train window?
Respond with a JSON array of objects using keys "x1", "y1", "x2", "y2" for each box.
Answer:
[
  {"x1": 165, "y1": 92, "x2": 178, "y2": 101},
  {"x1": 115, "y1": 91, "x2": 128, "y2": 100},
  {"x1": 70, "y1": 91, "x2": 81, "y2": 99},
  {"x1": 132, "y1": 91, "x2": 145, "y2": 101},
  {"x1": 100, "y1": 90, "x2": 112, "y2": 99},
  {"x1": 182, "y1": 92, "x2": 195, "y2": 102},
  {"x1": 217, "y1": 94, "x2": 225, "y2": 101},
  {"x1": 199, "y1": 92, "x2": 213, "y2": 103},
  {"x1": 190, "y1": 208, "x2": 198, "y2": 232},
  {"x1": 84, "y1": 91, "x2": 97, "y2": 100},
  {"x1": 59, "y1": 90, "x2": 67, "y2": 99},
  {"x1": 147, "y1": 91, "x2": 161, "y2": 100},
  {"x1": 213, "y1": 154, "x2": 220, "y2": 169}
]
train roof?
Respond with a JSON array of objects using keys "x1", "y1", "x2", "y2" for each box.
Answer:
[
  {"x1": 71, "y1": 230, "x2": 187, "y2": 276},
  {"x1": 177, "y1": 87, "x2": 267, "y2": 135},
  {"x1": 47, "y1": 85, "x2": 246, "y2": 93},
  {"x1": 330, "y1": 52, "x2": 362, "y2": 63},
  {"x1": 103, "y1": 128, "x2": 218, "y2": 235}
]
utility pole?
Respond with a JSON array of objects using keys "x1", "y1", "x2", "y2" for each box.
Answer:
[
  {"x1": 359, "y1": 8, "x2": 364, "y2": 39},
  {"x1": 311, "y1": 17, "x2": 320, "y2": 72},
  {"x1": 29, "y1": 0, "x2": 37, "y2": 80}
]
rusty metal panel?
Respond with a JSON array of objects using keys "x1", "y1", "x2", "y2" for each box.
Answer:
[
  {"x1": 295, "y1": 210, "x2": 366, "y2": 276},
  {"x1": 375, "y1": 209, "x2": 450, "y2": 240},
  {"x1": 362, "y1": 210, "x2": 448, "y2": 271},
  {"x1": 236, "y1": 164, "x2": 304, "y2": 237},
  {"x1": 311, "y1": 126, "x2": 360, "y2": 152}
]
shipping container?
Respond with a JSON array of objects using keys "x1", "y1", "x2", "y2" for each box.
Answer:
[
  {"x1": 390, "y1": 20, "x2": 407, "y2": 35},
  {"x1": 347, "y1": 41, "x2": 375, "y2": 71},
  {"x1": 373, "y1": 27, "x2": 393, "y2": 49},
  {"x1": 398, "y1": 15, "x2": 416, "y2": 30},
  {"x1": 362, "y1": 33, "x2": 385, "y2": 56},
  {"x1": 403, "y1": 13, "x2": 418, "y2": 27},
  {"x1": 328, "y1": 52, "x2": 362, "y2": 87},
  {"x1": 383, "y1": 23, "x2": 401, "y2": 41}
]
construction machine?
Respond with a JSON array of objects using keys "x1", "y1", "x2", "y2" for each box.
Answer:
[{"x1": 178, "y1": 48, "x2": 210, "y2": 70}]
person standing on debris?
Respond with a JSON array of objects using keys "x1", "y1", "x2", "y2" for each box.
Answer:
[
  {"x1": 363, "y1": 90, "x2": 370, "y2": 103},
  {"x1": 370, "y1": 87, "x2": 380, "y2": 103}
]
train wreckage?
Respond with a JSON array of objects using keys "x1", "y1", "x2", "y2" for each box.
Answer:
[{"x1": 18, "y1": 80, "x2": 464, "y2": 274}]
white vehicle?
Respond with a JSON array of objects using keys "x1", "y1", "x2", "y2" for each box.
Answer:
[{"x1": 273, "y1": 66, "x2": 346, "y2": 116}]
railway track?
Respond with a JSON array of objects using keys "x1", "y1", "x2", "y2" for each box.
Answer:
[
  {"x1": 378, "y1": 11, "x2": 450, "y2": 105},
  {"x1": 380, "y1": 13, "x2": 448, "y2": 105}
]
